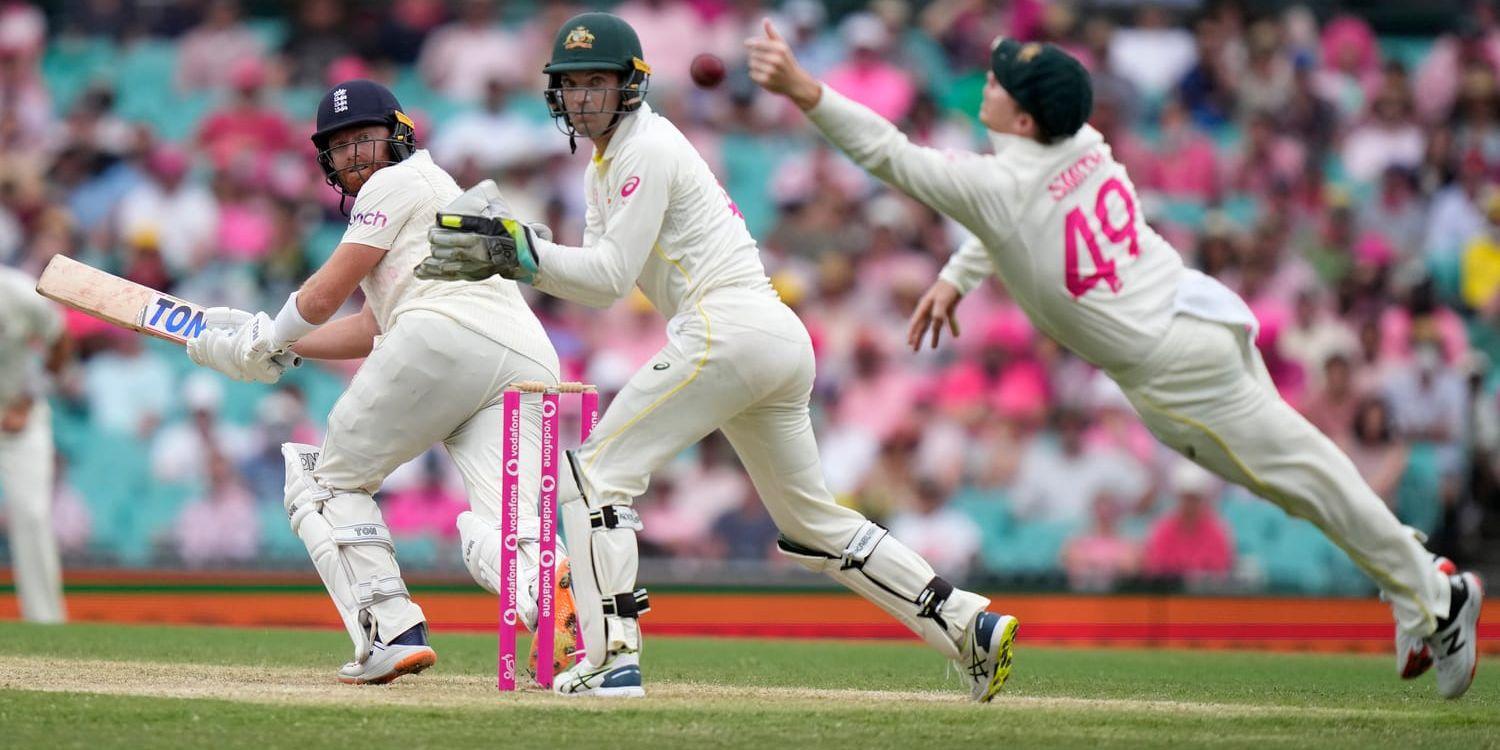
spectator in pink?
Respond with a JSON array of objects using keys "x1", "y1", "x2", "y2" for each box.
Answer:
[
  {"x1": 824, "y1": 13, "x2": 916, "y2": 124},
  {"x1": 1226, "y1": 112, "x2": 1306, "y2": 196},
  {"x1": 835, "y1": 331, "x2": 922, "y2": 443},
  {"x1": 1379, "y1": 279, "x2": 1470, "y2": 366},
  {"x1": 1343, "y1": 396, "x2": 1409, "y2": 511},
  {"x1": 614, "y1": 0, "x2": 706, "y2": 91},
  {"x1": 0, "y1": 2, "x2": 51, "y2": 138},
  {"x1": 174, "y1": 453, "x2": 258, "y2": 567},
  {"x1": 1144, "y1": 98, "x2": 1221, "y2": 202},
  {"x1": 418, "y1": 0, "x2": 525, "y2": 101},
  {"x1": 175, "y1": 0, "x2": 265, "y2": 92},
  {"x1": 211, "y1": 170, "x2": 277, "y2": 263},
  {"x1": 1142, "y1": 462, "x2": 1233, "y2": 579},
  {"x1": 383, "y1": 457, "x2": 468, "y2": 543},
  {"x1": 1413, "y1": 7, "x2": 1500, "y2": 123},
  {"x1": 1279, "y1": 287, "x2": 1357, "y2": 392},
  {"x1": 1316, "y1": 14, "x2": 1382, "y2": 120},
  {"x1": 1302, "y1": 353, "x2": 1363, "y2": 445},
  {"x1": 1062, "y1": 495, "x2": 1140, "y2": 591},
  {"x1": 196, "y1": 58, "x2": 296, "y2": 171}
]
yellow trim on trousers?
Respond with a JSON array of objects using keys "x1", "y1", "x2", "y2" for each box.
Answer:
[
  {"x1": 1130, "y1": 390, "x2": 1437, "y2": 633},
  {"x1": 583, "y1": 244, "x2": 712, "y2": 473}
]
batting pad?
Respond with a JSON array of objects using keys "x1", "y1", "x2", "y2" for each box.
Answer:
[{"x1": 282, "y1": 443, "x2": 425, "y2": 663}]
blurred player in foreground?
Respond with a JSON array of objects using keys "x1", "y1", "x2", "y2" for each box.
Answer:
[
  {"x1": 747, "y1": 22, "x2": 1482, "y2": 699},
  {"x1": 415, "y1": 12, "x2": 1018, "y2": 701},
  {"x1": 0, "y1": 266, "x2": 69, "y2": 624},
  {"x1": 186, "y1": 79, "x2": 575, "y2": 684}
]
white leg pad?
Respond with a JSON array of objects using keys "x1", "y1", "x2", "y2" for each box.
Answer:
[
  {"x1": 778, "y1": 521, "x2": 989, "y2": 660},
  {"x1": 456, "y1": 510, "x2": 569, "y2": 632},
  {"x1": 282, "y1": 443, "x2": 424, "y2": 663},
  {"x1": 560, "y1": 451, "x2": 647, "y2": 660}
]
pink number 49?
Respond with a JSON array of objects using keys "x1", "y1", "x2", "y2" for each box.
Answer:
[{"x1": 1064, "y1": 177, "x2": 1140, "y2": 298}]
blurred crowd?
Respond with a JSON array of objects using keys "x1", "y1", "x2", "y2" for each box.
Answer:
[{"x1": 2, "y1": 0, "x2": 1499, "y2": 594}]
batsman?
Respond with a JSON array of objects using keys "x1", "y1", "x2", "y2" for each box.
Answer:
[
  {"x1": 747, "y1": 22, "x2": 1482, "y2": 698},
  {"x1": 416, "y1": 12, "x2": 1018, "y2": 701},
  {"x1": 185, "y1": 79, "x2": 576, "y2": 684}
]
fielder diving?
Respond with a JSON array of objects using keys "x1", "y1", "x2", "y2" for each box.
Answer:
[
  {"x1": 747, "y1": 21, "x2": 1482, "y2": 699},
  {"x1": 415, "y1": 12, "x2": 1018, "y2": 701},
  {"x1": 184, "y1": 79, "x2": 578, "y2": 684}
]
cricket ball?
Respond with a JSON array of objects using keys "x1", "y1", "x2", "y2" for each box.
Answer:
[{"x1": 690, "y1": 53, "x2": 726, "y2": 89}]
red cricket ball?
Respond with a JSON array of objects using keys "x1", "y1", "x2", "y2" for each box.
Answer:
[{"x1": 690, "y1": 53, "x2": 726, "y2": 89}]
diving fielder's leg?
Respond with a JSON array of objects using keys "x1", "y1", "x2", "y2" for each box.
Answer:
[
  {"x1": 0, "y1": 399, "x2": 66, "y2": 623},
  {"x1": 1115, "y1": 315, "x2": 1479, "y2": 698}
]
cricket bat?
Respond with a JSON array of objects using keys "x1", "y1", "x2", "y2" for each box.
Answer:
[{"x1": 35, "y1": 254, "x2": 208, "y2": 345}]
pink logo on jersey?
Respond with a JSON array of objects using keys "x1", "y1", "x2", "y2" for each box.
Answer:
[
  {"x1": 349, "y1": 209, "x2": 388, "y2": 228},
  {"x1": 621, "y1": 176, "x2": 640, "y2": 197},
  {"x1": 1048, "y1": 149, "x2": 1105, "y2": 201}
]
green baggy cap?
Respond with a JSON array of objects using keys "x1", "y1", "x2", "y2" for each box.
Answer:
[{"x1": 990, "y1": 39, "x2": 1093, "y2": 142}]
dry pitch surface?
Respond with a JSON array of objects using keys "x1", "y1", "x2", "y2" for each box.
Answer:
[{"x1": 0, "y1": 622, "x2": 1494, "y2": 748}]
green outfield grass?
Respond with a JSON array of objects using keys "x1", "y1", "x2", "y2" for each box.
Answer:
[{"x1": 0, "y1": 622, "x2": 1494, "y2": 749}]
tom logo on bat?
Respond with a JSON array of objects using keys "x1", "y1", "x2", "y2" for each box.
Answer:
[{"x1": 142, "y1": 294, "x2": 207, "y2": 341}]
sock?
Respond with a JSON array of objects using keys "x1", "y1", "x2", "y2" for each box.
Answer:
[{"x1": 387, "y1": 622, "x2": 429, "y2": 646}]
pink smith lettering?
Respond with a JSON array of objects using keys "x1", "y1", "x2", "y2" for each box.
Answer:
[{"x1": 1048, "y1": 149, "x2": 1106, "y2": 201}]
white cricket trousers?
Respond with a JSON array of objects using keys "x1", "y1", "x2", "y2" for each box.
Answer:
[
  {"x1": 1111, "y1": 314, "x2": 1451, "y2": 636},
  {"x1": 312, "y1": 311, "x2": 558, "y2": 640},
  {"x1": 574, "y1": 288, "x2": 877, "y2": 555},
  {"x1": 0, "y1": 399, "x2": 65, "y2": 623}
]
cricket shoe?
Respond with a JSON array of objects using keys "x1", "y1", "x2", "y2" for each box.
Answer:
[
  {"x1": 1426, "y1": 572, "x2": 1483, "y2": 699},
  {"x1": 338, "y1": 623, "x2": 437, "y2": 685},
  {"x1": 552, "y1": 651, "x2": 645, "y2": 698},
  {"x1": 959, "y1": 611, "x2": 1019, "y2": 703},
  {"x1": 1396, "y1": 556, "x2": 1458, "y2": 679},
  {"x1": 527, "y1": 558, "x2": 581, "y2": 679}
]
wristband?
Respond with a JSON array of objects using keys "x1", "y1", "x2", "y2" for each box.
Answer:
[{"x1": 272, "y1": 292, "x2": 320, "y2": 346}]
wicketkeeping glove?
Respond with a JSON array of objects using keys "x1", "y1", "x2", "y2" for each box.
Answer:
[
  {"x1": 413, "y1": 179, "x2": 545, "y2": 284},
  {"x1": 417, "y1": 214, "x2": 541, "y2": 283}
]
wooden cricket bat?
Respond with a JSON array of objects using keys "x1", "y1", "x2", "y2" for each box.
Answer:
[{"x1": 35, "y1": 255, "x2": 208, "y2": 345}]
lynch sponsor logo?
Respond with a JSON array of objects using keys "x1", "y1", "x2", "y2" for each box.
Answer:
[{"x1": 349, "y1": 209, "x2": 388, "y2": 228}]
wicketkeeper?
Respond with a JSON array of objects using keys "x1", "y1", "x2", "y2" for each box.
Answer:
[{"x1": 416, "y1": 12, "x2": 1019, "y2": 702}]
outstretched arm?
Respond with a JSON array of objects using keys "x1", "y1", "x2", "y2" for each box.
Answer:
[
  {"x1": 531, "y1": 152, "x2": 671, "y2": 308},
  {"x1": 747, "y1": 19, "x2": 998, "y2": 229}
]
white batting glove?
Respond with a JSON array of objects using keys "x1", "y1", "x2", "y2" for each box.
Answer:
[{"x1": 187, "y1": 307, "x2": 299, "y2": 384}]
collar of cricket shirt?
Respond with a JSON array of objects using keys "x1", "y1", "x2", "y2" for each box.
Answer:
[
  {"x1": 986, "y1": 123, "x2": 1101, "y2": 158},
  {"x1": 594, "y1": 101, "x2": 653, "y2": 166}
]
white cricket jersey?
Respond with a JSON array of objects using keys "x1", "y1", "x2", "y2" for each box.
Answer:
[
  {"x1": 0, "y1": 266, "x2": 63, "y2": 404},
  {"x1": 530, "y1": 103, "x2": 776, "y2": 318},
  {"x1": 808, "y1": 86, "x2": 1254, "y2": 372},
  {"x1": 339, "y1": 149, "x2": 557, "y2": 370}
]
